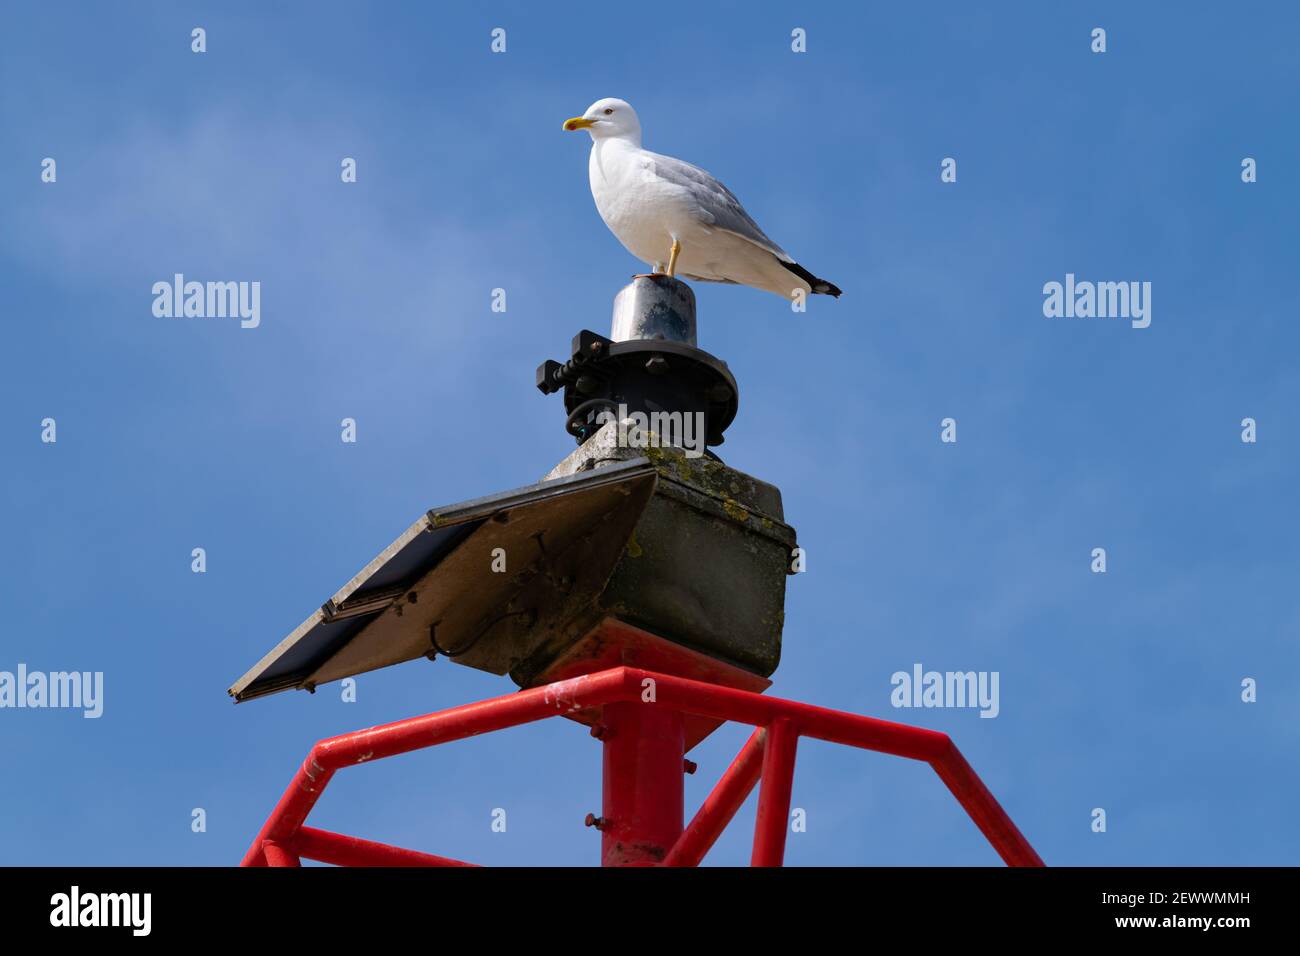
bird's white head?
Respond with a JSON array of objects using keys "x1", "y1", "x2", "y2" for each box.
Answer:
[{"x1": 562, "y1": 97, "x2": 641, "y2": 144}]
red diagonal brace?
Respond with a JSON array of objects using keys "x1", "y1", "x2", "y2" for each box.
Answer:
[{"x1": 663, "y1": 727, "x2": 766, "y2": 867}]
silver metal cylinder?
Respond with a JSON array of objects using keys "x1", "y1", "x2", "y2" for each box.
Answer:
[{"x1": 610, "y1": 274, "x2": 697, "y2": 346}]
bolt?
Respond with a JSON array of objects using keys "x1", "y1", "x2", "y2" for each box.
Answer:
[
  {"x1": 584, "y1": 813, "x2": 610, "y2": 831},
  {"x1": 589, "y1": 724, "x2": 606, "y2": 740},
  {"x1": 683, "y1": 759, "x2": 697, "y2": 775}
]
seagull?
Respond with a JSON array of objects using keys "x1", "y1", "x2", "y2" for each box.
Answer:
[{"x1": 563, "y1": 97, "x2": 841, "y2": 301}]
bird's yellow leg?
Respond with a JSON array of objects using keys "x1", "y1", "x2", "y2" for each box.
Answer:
[{"x1": 667, "y1": 238, "x2": 682, "y2": 277}]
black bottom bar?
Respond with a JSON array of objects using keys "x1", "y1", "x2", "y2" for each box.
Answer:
[{"x1": 0, "y1": 866, "x2": 1280, "y2": 941}]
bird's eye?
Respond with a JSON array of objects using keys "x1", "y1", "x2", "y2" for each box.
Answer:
[{"x1": 603, "y1": 108, "x2": 614, "y2": 115}]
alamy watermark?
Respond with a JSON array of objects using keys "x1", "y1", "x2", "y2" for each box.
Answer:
[
  {"x1": 152, "y1": 274, "x2": 261, "y2": 329},
  {"x1": 594, "y1": 404, "x2": 706, "y2": 459},
  {"x1": 0, "y1": 665, "x2": 103, "y2": 718},
  {"x1": 891, "y1": 663, "x2": 999, "y2": 718},
  {"x1": 1043, "y1": 273, "x2": 1151, "y2": 329},
  {"x1": 50, "y1": 886, "x2": 150, "y2": 936}
]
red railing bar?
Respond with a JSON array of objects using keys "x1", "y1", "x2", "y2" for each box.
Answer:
[
  {"x1": 751, "y1": 719, "x2": 799, "y2": 866},
  {"x1": 931, "y1": 742, "x2": 1044, "y2": 867},
  {"x1": 644, "y1": 670, "x2": 951, "y2": 762},
  {"x1": 293, "y1": 826, "x2": 478, "y2": 868},
  {"x1": 241, "y1": 756, "x2": 337, "y2": 867},
  {"x1": 240, "y1": 669, "x2": 635, "y2": 866},
  {"x1": 633, "y1": 670, "x2": 1041, "y2": 866},
  {"x1": 262, "y1": 840, "x2": 301, "y2": 867},
  {"x1": 315, "y1": 668, "x2": 633, "y2": 769},
  {"x1": 663, "y1": 727, "x2": 766, "y2": 867},
  {"x1": 240, "y1": 666, "x2": 1043, "y2": 868}
]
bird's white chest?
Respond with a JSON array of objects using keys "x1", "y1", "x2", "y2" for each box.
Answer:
[{"x1": 588, "y1": 142, "x2": 693, "y2": 261}]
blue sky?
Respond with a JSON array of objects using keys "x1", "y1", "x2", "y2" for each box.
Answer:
[{"x1": 1, "y1": 0, "x2": 1297, "y2": 865}]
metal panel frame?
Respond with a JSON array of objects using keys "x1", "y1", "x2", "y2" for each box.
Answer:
[{"x1": 228, "y1": 459, "x2": 660, "y2": 702}]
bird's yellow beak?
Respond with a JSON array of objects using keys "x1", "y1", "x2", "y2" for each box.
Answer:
[{"x1": 563, "y1": 116, "x2": 596, "y2": 131}]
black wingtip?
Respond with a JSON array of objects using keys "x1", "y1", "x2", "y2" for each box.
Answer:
[{"x1": 779, "y1": 259, "x2": 842, "y2": 297}]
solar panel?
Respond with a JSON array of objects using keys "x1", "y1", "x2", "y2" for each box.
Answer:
[{"x1": 228, "y1": 458, "x2": 659, "y2": 702}]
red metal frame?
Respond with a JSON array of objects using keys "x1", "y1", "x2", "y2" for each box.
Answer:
[{"x1": 241, "y1": 666, "x2": 1043, "y2": 867}]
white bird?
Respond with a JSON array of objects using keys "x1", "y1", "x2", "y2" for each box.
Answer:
[{"x1": 563, "y1": 97, "x2": 841, "y2": 301}]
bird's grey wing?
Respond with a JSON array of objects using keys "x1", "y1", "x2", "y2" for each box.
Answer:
[
  {"x1": 648, "y1": 153, "x2": 793, "y2": 262},
  {"x1": 677, "y1": 273, "x2": 740, "y2": 285}
]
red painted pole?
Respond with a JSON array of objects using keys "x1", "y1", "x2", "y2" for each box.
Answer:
[
  {"x1": 751, "y1": 718, "x2": 798, "y2": 867},
  {"x1": 663, "y1": 727, "x2": 765, "y2": 867},
  {"x1": 600, "y1": 700, "x2": 685, "y2": 866}
]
